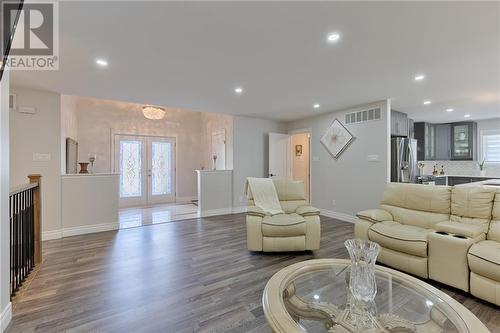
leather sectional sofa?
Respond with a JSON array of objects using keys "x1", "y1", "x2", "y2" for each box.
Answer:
[{"x1": 355, "y1": 182, "x2": 500, "y2": 306}]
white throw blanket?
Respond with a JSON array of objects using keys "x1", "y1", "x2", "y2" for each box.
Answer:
[{"x1": 245, "y1": 177, "x2": 284, "y2": 216}]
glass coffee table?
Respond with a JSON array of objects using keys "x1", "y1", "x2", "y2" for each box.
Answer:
[{"x1": 263, "y1": 259, "x2": 489, "y2": 333}]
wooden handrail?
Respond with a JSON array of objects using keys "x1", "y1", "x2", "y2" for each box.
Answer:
[{"x1": 9, "y1": 182, "x2": 38, "y2": 196}]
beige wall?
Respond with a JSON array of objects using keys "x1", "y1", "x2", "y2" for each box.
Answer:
[
  {"x1": 10, "y1": 87, "x2": 62, "y2": 234},
  {"x1": 291, "y1": 132, "x2": 310, "y2": 200}
]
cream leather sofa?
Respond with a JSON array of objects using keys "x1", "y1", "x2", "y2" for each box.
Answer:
[
  {"x1": 246, "y1": 180, "x2": 320, "y2": 252},
  {"x1": 355, "y1": 182, "x2": 500, "y2": 306}
]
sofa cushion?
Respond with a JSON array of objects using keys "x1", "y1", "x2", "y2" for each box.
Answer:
[
  {"x1": 261, "y1": 213, "x2": 306, "y2": 237},
  {"x1": 487, "y1": 190, "x2": 500, "y2": 242},
  {"x1": 368, "y1": 221, "x2": 431, "y2": 257},
  {"x1": 451, "y1": 186, "x2": 496, "y2": 232},
  {"x1": 295, "y1": 205, "x2": 320, "y2": 216},
  {"x1": 381, "y1": 183, "x2": 451, "y2": 214},
  {"x1": 356, "y1": 209, "x2": 393, "y2": 223},
  {"x1": 274, "y1": 180, "x2": 306, "y2": 201},
  {"x1": 468, "y1": 240, "x2": 500, "y2": 281}
]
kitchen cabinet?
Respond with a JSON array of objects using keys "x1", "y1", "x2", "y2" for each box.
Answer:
[
  {"x1": 451, "y1": 122, "x2": 477, "y2": 160},
  {"x1": 391, "y1": 110, "x2": 408, "y2": 137},
  {"x1": 414, "y1": 122, "x2": 436, "y2": 160},
  {"x1": 435, "y1": 124, "x2": 451, "y2": 160}
]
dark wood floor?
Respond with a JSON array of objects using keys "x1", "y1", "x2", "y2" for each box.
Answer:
[{"x1": 6, "y1": 214, "x2": 500, "y2": 333}]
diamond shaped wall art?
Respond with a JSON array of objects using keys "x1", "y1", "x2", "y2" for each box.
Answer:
[{"x1": 320, "y1": 118, "x2": 355, "y2": 159}]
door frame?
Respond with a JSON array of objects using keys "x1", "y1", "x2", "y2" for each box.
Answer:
[
  {"x1": 111, "y1": 131, "x2": 178, "y2": 207},
  {"x1": 288, "y1": 128, "x2": 312, "y2": 203}
]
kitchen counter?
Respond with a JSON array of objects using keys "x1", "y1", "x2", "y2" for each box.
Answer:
[
  {"x1": 423, "y1": 174, "x2": 500, "y2": 186},
  {"x1": 458, "y1": 179, "x2": 500, "y2": 187},
  {"x1": 432, "y1": 174, "x2": 499, "y2": 178}
]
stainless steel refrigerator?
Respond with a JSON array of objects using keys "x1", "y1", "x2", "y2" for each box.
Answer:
[{"x1": 391, "y1": 138, "x2": 418, "y2": 183}]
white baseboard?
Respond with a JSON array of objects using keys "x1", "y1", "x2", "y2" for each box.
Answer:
[
  {"x1": 42, "y1": 222, "x2": 118, "y2": 240},
  {"x1": 0, "y1": 302, "x2": 11, "y2": 333},
  {"x1": 41, "y1": 229, "x2": 63, "y2": 241},
  {"x1": 176, "y1": 196, "x2": 197, "y2": 203},
  {"x1": 200, "y1": 208, "x2": 234, "y2": 217},
  {"x1": 320, "y1": 209, "x2": 356, "y2": 223}
]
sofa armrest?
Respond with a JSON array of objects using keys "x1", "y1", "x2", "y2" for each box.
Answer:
[
  {"x1": 434, "y1": 221, "x2": 485, "y2": 239},
  {"x1": 246, "y1": 206, "x2": 266, "y2": 217},
  {"x1": 295, "y1": 205, "x2": 320, "y2": 217},
  {"x1": 356, "y1": 209, "x2": 392, "y2": 223}
]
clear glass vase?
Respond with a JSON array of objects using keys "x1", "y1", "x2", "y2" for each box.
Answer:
[{"x1": 344, "y1": 239, "x2": 380, "y2": 303}]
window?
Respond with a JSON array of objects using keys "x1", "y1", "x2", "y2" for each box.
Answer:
[{"x1": 481, "y1": 129, "x2": 500, "y2": 163}]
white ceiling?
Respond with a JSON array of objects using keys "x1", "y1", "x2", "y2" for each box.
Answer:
[{"x1": 10, "y1": 1, "x2": 500, "y2": 122}]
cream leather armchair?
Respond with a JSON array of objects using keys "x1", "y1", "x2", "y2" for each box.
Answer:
[{"x1": 246, "y1": 180, "x2": 320, "y2": 252}]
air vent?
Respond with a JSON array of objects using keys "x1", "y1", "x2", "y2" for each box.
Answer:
[{"x1": 345, "y1": 108, "x2": 381, "y2": 124}]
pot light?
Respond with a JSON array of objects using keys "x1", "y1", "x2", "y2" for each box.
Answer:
[
  {"x1": 234, "y1": 87, "x2": 243, "y2": 95},
  {"x1": 423, "y1": 100, "x2": 431, "y2": 105},
  {"x1": 95, "y1": 58, "x2": 108, "y2": 67},
  {"x1": 464, "y1": 114, "x2": 471, "y2": 118},
  {"x1": 414, "y1": 74, "x2": 425, "y2": 81},
  {"x1": 313, "y1": 104, "x2": 320, "y2": 109},
  {"x1": 327, "y1": 33, "x2": 340, "y2": 42},
  {"x1": 446, "y1": 108, "x2": 454, "y2": 112}
]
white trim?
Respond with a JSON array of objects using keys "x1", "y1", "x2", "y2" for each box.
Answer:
[
  {"x1": 319, "y1": 209, "x2": 356, "y2": 223},
  {"x1": 176, "y1": 196, "x2": 197, "y2": 203},
  {"x1": 199, "y1": 208, "x2": 234, "y2": 217},
  {"x1": 42, "y1": 229, "x2": 63, "y2": 241},
  {"x1": 42, "y1": 222, "x2": 118, "y2": 240},
  {"x1": 0, "y1": 302, "x2": 11, "y2": 333}
]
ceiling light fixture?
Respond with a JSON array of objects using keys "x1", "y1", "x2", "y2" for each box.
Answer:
[
  {"x1": 414, "y1": 74, "x2": 425, "y2": 81},
  {"x1": 423, "y1": 100, "x2": 431, "y2": 105},
  {"x1": 327, "y1": 33, "x2": 340, "y2": 43},
  {"x1": 234, "y1": 87, "x2": 243, "y2": 95},
  {"x1": 313, "y1": 104, "x2": 320, "y2": 109},
  {"x1": 464, "y1": 114, "x2": 471, "y2": 118},
  {"x1": 142, "y1": 105, "x2": 166, "y2": 120},
  {"x1": 446, "y1": 108, "x2": 454, "y2": 112},
  {"x1": 95, "y1": 58, "x2": 108, "y2": 67}
]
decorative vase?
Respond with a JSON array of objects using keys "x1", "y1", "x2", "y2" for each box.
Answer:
[
  {"x1": 78, "y1": 162, "x2": 89, "y2": 174},
  {"x1": 344, "y1": 239, "x2": 380, "y2": 303}
]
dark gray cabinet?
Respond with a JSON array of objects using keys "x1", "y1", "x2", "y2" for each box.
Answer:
[
  {"x1": 435, "y1": 124, "x2": 451, "y2": 160},
  {"x1": 451, "y1": 122, "x2": 477, "y2": 160},
  {"x1": 414, "y1": 122, "x2": 435, "y2": 160},
  {"x1": 391, "y1": 110, "x2": 408, "y2": 137}
]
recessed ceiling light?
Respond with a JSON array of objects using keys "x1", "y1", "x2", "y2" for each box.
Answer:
[
  {"x1": 234, "y1": 87, "x2": 243, "y2": 95},
  {"x1": 327, "y1": 33, "x2": 340, "y2": 42},
  {"x1": 446, "y1": 108, "x2": 454, "y2": 112},
  {"x1": 95, "y1": 58, "x2": 108, "y2": 67},
  {"x1": 464, "y1": 114, "x2": 471, "y2": 118},
  {"x1": 423, "y1": 100, "x2": 431, "y2": 105},
  {"x1": 414, "y1": 74, "x2": 425, "y2": 81},
  {"x1": 313, "y1": 104, "x2": 320, "y2": 109}
]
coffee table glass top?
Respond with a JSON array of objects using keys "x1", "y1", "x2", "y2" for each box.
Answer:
[{"x1": 263, "y1": 259, "x2": 487, "y2": 333}]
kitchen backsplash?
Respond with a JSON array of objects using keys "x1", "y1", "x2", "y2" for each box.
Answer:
[{"x1": 418, "y1": 160, "x2": 500, "y2": 177}]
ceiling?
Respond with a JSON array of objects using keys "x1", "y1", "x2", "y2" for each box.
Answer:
[{"x1": 10, "y1": 1, "x2": 500, "y2": 122}]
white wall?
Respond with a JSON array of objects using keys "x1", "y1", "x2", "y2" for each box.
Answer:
[
  {"x1": 232, "y1": 116, "x2": 287, "y2": 209},
  {"x1": 286, "y1": 100, "x2": 391, "y2": 219},
  {"x1": 60, "y1": 95, "x2": 78, "y2": 173},
  {"x1": 74, "y1": 96, "x2": 204, "y2": 201},
  {"x1": 10, "y1": 87, "x2": 62, "y2": 234},
  {"x1": 0, "y1": 71, "x2": 11, "y2": 332}
]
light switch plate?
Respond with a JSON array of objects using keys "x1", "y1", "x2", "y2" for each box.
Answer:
[{"x1": 33, "y1": 153, "x2": 51, "y2": 161}]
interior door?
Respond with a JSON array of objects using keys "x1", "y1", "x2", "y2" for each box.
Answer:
[
  {"x1": 146, "y1": 137, "x2": 176, "y2": 205},
  {"x1": 268, "y1": 133, "x2": 291, "y2": 179},
  {"x1": 114, "y1": 135, "x2": 147, "y2": 207}
]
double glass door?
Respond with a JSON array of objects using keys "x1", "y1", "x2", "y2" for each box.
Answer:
[{"x1": 114, "y1": 134, "x2": 175, "y2": 207}]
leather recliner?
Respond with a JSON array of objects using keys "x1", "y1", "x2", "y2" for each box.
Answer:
[{"x1": 246, "y1": 180, "x2": 320, "y2": 252}]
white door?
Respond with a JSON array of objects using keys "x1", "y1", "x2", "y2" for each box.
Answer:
[
  {"x1": 268, "y1": 133, "x2": 291, "y2": 179},
  {"x1": 114, "y1": 135, "x2": 176, "y2": 207},
  {"x1": 211, "y1": 129, "x2": 226, "y2": 170}
]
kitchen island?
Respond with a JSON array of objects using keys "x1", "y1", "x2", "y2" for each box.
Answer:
[{"x1": 433, "y1": 175, "x2": 500, "y2": 186}]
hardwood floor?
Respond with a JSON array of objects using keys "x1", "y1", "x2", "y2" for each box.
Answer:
[{"x1": 6, "y1": 214, "x2": 500, "y2": 333}]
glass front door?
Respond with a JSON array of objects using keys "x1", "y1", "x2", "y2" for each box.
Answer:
[{"x1": 114, "y1": 135, "x2": 176, "y2": 207}]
